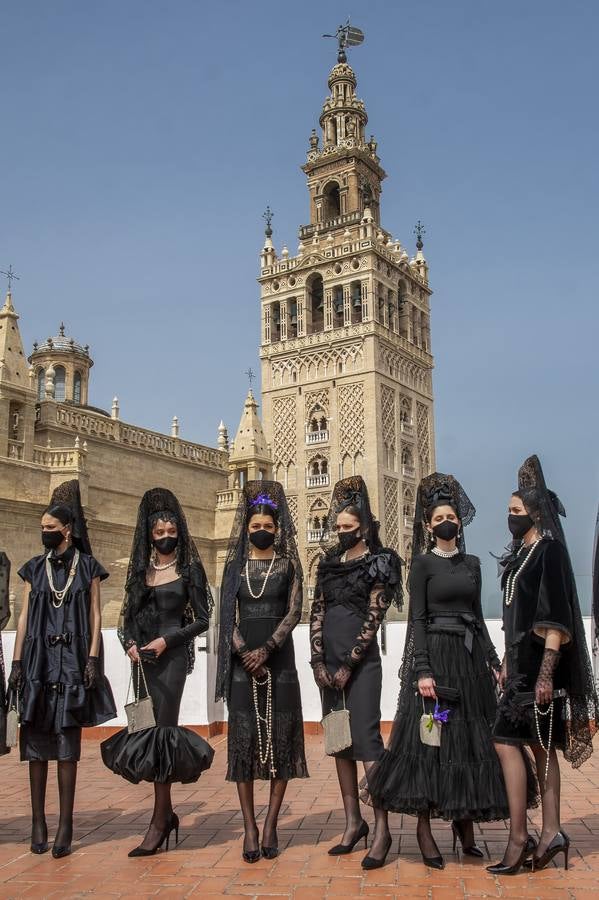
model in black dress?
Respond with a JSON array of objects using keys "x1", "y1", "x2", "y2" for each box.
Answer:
[
  {"x1": 489, "y1": 456, "x2": 599, "y2": 875},
  {"x1": 216, "y1": 482, "x2": 307, "y2": 863},
  {"x1": 1, "y1": 550, "x2": 11, "y2": 755},
  {"x1": 7, "y1": 480, "x2": 116, "y2": 858},
  {"x1": 365, "y1": 474, "x2": 515, "y2": 870},
  {"x1": 310, "y1": 476, "x2": 403, "y2": 870},
  {"x1": 101, "y1": 488, "x2": 214, "y2": 857}
]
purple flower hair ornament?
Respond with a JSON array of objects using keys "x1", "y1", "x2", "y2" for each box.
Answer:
[{"x1": 249, "y1": 493, "x2": 278, "y2": 511}]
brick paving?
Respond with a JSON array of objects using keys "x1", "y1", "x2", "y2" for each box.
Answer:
[{"x1": 0, "y1": 732, "x2": 598, "y2": 899}]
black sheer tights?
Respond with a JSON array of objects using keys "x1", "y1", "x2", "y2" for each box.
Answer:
[
  {"x1": 531, "y1": 745, "x2": 561, "y2": 856},
  {"x1": 138, "y1": 783, "x2": 174, "y2": 851},
  {"x1": 416, "y1": 812, "x2": 442, "y2": 860},
  {"x1": 29, "y1": 761, "x2": 77, "y2": 848},
  {"x1": 237, "y1": 779, "x2": 289, "y2": 852},
  {"x1": 493, "y1": 742, "x2": 530, "y2": 865},
  {"x1": 29, "y1": 762, "x2": 48, "y2": 846},
  {"x1": 336, "y1": 759, "x2": 390, "y2": 858}
]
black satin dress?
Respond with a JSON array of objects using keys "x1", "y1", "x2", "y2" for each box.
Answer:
[
  {"x1": 17, "y1": 547, "x2": 116, "y2": 762},
  {"x1": 101, "y1": 577, "x2": 214, "y2": 783},
  {"x1": 494, "y1": 539, "x2": 573, "y2": 748},
  {"x1": 227, "y1": 558, "x2": 307, "y2": 782}
]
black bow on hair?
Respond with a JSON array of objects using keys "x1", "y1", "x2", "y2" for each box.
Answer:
[
  {"x1": 549, "y1": 490, "x2": 566, "y2": 518},
  {"x1": 337, "y1": 489, "x2": 362, "y2": 511},
  {"x1": 423, "y1": 484, "x2": 454, "y2": 511}
]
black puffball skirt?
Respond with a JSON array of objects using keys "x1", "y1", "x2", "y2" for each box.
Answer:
[{"x1": 101, "y1": 725, "x2": 214, "y2": 784}]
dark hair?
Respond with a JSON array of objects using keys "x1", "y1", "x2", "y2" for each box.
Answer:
[
  {"x1": 337, "y1": 504, "x2": 361, "y2": 522},
  {"x1": 44, "y1": 503, "x2": 73, "y2": 527},
  {"x1": 248, "y1": 503, "x2": 278, "y2": 524},
  {"x1": 148, "y1": 509, "x2": 179, "y2": 530},
  {"x1": 424, "y1": 499, "x2": 459, "y2": 524},
  {"x1": 511, "y1": 488, "x2": 539, "y2": 520}
]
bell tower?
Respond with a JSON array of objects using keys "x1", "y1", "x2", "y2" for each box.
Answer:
[{"x1": 259, "y1": 31, "x2": 436, "y2": 609}]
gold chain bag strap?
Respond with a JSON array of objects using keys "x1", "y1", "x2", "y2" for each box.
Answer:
[
  {"x1": 321, "y1": 689, "x2": 352, "y2": 756},
  {"x1": 6, "y1": 690, "x2": 19, "y2": 748},
  {"x1": 125, "y1": 659, "x2": 156, "y2": 734}
]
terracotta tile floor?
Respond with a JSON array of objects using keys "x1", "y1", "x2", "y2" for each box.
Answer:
[{"x1": 1, "y1": 733, "x2": 598, "y2": 898}]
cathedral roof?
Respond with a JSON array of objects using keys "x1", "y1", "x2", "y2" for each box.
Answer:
[
  {"x1": 229, "y1": 389, "x2": 270, "y2": 463},
  {"x1": 30, "y1": 323, "x2": 92, "y2": 360},
  {"x1": 0, "y1": 291, "x2": 33, "y2": 391}
]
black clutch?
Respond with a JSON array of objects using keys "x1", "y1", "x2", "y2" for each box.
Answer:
[
  {"x1": 412, "y1": 681, "x2": 460, "y2": 704},
  {"x1": 513, "y1": 688, "x2": 567, "y2": 708}
]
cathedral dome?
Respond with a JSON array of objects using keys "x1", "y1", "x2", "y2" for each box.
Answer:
[{"x1": 31, "y1": 323, "x2": 91, "y2": 360}]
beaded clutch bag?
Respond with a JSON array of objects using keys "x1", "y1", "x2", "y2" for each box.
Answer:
[
  {"x1": 321, "y1": 691, "x2": 352, "y2": 755},
  {"x1": 5, "y1": 692, "x2": 19, "y2": 748},
  {"x1": 125, "y1": 660, "x2": 156, "y2": 734}
]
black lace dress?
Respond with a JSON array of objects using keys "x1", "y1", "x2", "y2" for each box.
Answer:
[
  {"x1": 17, "y1": 548, "x2": 116, "y2": 762},
  {"x1": 101, "y1": 577, "x2": 214, "y2": 783},
  {"x1": 366, "y1": 552, "x2": 512, "y2": 821},
  {"x1": 494, "y1": 539, "x2": 574, "y2": 750},
  {"x1": 227, "y1": 557, "x2": 308, "y2": 782},
  {"x1": 310, "y1": 549, "x2": 401, "y2": 761}
]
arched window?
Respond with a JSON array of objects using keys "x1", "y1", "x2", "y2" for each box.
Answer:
[
  {"x1": 307, "y1": 274, "x2": 324, "y2": 334},
  {"x1": 322, "y1": 181, "x2": 341, "y2": 220},
  {"x1": 54, "y1": 366, "x2": 66, "y2": 402},
  {"x1": 73, "y1": 371, "x2": 82, "y2": 404},
  {"x1": 36, "y1": 368, "x2": 45, "y2": 401},
  {"x1": 333, "y1": 286, "x2": 344, "y2": 326}
]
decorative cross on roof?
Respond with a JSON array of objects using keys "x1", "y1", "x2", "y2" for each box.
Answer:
[
  {"x1": 414, "y1": 221, "x2": 426, "y2": 251},
  {"x1": 262, "y1": 206, "x2": 273, "y2": 238},
  {"x1": 245, "y1": 367, "x2": 256, "y2": 389},
  {"x1": 0, "y1": 265, "x2": 20, "y2": 291}
]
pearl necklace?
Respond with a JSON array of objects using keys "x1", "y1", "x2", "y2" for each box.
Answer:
[
  {"x1": 151, "y1": 554, "x2": 177, "y2": 571},
  {"x1": 45, "y1": 549, "x2": 80, "y2": 608},
  {"x1": 252, "y1": 669, "x2": 276, "y2": 777},
  {"x1": 245, "y1": 553, "x2": 277, "y2": 600},
  {"x1": 503, "y1": 540, "x2": 540, "y2": 607},
  {"x1": 534, "y1": 700, "x2": 554, "y2": 785},
  {"x1": 431, "y1": 546, "x2": 460, "y2": 559}
]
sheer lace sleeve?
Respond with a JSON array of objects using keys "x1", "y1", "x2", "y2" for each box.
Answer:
[
  {"x1": 309, "y1": 566, "x2": 325, "y2": 666},
  {"x1": 342, "y1": 582, "x2": 390, "y2": 669},
  {"x1": 263, "y1": 560, "x2": 302, "y2": 653},
  {"x1": 232, "y1": 624, "x2": 248, "y2": 655}
]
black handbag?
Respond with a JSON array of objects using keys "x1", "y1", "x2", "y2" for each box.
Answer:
[{"x1": 513, "y1": 687, "x2": 567, "y2": 708}]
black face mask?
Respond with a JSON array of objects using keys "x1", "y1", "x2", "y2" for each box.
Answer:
[
  {"x1": 432, "y1": 520, "x2": 459, "y2": 542},
  {"x1": 508, "y1": 513, "x2": 534, "y2": 540},
  {"x1": 42, "y1": 530, "x2": 66, "y2": 551},
  {"x1": 153, "y1": 536, "x2": 178, "y2": 555},
  {"x1": 338, "y1": 528, "x2": 362, "y2": 552},
  {"x1": 249, "y1": 529, "x2": 276, "y2": 550}
]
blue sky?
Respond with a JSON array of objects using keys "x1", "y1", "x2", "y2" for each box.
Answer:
[{"x1": 1, "y1": 1, "x2": 598, "y2": 612}]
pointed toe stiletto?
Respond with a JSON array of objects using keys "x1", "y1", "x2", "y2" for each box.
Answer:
[
  {"x1": 30, "y1": 841, "x2": 49, "y2": 854},
  {"x1": 328, "y1": 820, "x2": 369, "y2": 855},
  {"x1": 451, "y1": 821, "x2": 484, "y2": 858},
  {"x1": 261, "y1": 845, "x2": 279, "y2": 860},
  {"x1": 51, "y1": 844, "x2": 72, "y2": 859},
  {"x1": 417, "y1": 831, "x2": 444, "y2": 869},
  {"x1": 243, "y1": 849, "x2": 261, "y2": 863},
  {"x1": 486, "y1": 836, "x2": 535, "y2": 876},
  {"x1": 361, "y1": 835, "x2": 392, "y2": 870},
  {"x1": 128, "y1": 813, "x2": 180, "y2": 858},
  {"x1": 524, "y1": 831, "x2": 569, "y2": 871}
]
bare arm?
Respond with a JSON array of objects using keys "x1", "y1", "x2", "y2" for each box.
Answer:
[
  {"x1": 89, "y1": 576, "x2": 102, "y2": 657},
  {"x1": 12, "y1": 582, "x2": 31, "y2": 661}
]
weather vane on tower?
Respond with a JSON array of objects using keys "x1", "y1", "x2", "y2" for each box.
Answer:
[
  {"x1": 323, "y1": 20, "x2": 365, "y2": 63},
  {"x1": 0, "y1": 265, "x2": 20, "y2": 292}
]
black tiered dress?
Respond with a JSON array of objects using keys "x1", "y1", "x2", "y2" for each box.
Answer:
[
  {"x1": 227, "y1": 557, "x2": 307, "y2": 782},
  {"x1": 101, "y1": 577, "x2": 214, "y2": 783},
  {"x1": 17, "y1": 548, "x2": 116, "y2": 761},
  {"x1": 366, "y1": 551, "x2": 512, "y2": 821}
]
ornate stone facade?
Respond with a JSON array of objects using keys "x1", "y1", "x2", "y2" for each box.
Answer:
[{"x1": 259, "y1": 52, "x2": 436, "y2": 615}]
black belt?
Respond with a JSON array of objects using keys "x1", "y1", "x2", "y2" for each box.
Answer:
[
  {"x1": 427, "y1": 614, "x2": 479, "y2": 654},
  {"x1": 47, "y1": 632, "x2": 72, "y2": 647},
  {"x1": 45, "y1": 683, "x2": 66, "y2": 694}
]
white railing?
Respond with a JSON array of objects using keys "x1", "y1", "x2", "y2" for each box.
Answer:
[
  {"x1": 402, "y1": 466, "x2": 416, "y2": 479},
  {"x1": 216, "y1": 490, "x2": 239, "y2": 509},
  {"x1": 400, "y1": 421, "x2": 414, "y2": 434},
  {"x1": 307, "y1": 530, "x2": 329, "y2": 543},
  {"x1": 306, "y1": 431, "x2": 329, "y2": 444},
  {"x1": 7, "y1": 440, "x2": 24, "y2": 460},
  {"x1": 33, "y1": 445, "x2": 86, "y2": 472},
  {"x1": 403, "y1": 516, "x2": 413, "y2": 528},
  {"x1": 306, "y1": 474, "x2": 330, "y2": 488}
]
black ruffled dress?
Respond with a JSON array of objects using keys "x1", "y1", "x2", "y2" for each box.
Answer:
[
  {"x1": 494, "y1": 539, "x2": 574, "y2": 750},
  {"x1": 227, "y1": 557, "x2": 307, "y2": 782},
  {"x1": 311, "y1": 549, "x2": 401, "y2": 762},
  {"x1": 366, "y1": 552, "x2": 512, "y2": 821},
  {"x1": 17, "y1": 548, "x2": 116, "y2": 762},
  {"x1": 101, "y1": 574, "x2": 214, "y2": 784}
]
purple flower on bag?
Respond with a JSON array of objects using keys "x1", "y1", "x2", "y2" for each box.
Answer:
[{"x1": 432, "y1": 702, "x2": 451, "y2": 724}]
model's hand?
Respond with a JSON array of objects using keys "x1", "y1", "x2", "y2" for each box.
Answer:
[
  {"x1": 241, "y1": 647, "x2": 269, "y2": 674},
  {"x1": 418, "y1": 676, "x2": 437, "y2": 700},
  {"x1": 332, "y1": 664, "x2": 352, "y2": 690},
  {"x1": 312, "y1": 661, "x2": 333, "y2": 689},
  {"x1": 254, "y1": 665, "x2": 268, "y2": 679},
  {"x1": 83, "y1": 656, "x2": 100, "y2": 690},
  {"x1": 127, "y1": 643, "x2": 140, "y2": 663},
  {"x1": 141, "y1": 637, "x2": 167, "y2": 658},
  {"x1": 7, "y1": 660, "x2": 23, "y2": 692}
]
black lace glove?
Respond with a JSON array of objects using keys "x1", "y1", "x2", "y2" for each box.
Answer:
[
  {"x1": 83, "y1": 656, "x2": 100, "y2": 690},
  {"x1": 7, "y1": 660, "x2": 23, "y2": 693},
  {"x1": 332, "y1": 664, "x2": 352, "y2": 690},
  {"x1": 535, "y1": 648, "x2": 561, "y2": 705},
  {"x1": 241, "y1": 646, "x2": 270, "y2": 675},
  {"x1": 312, "y1": 661, "x2": 333, "y2": 689}
]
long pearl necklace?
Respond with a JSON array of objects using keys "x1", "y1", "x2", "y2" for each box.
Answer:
[
  {"x1": 252, "y1": 669, "x2": 276, "y2": 776},
  {"x1": 534, "y1": 700, "x2": 554, "y2": 785},
  {"x1": 431, "y1": 546, "x2": 459, "y2": 559},
  {"x1": 503, "y1": 540, "x2": 540, "y2": 607},
  {"x1": 45, "y1": 549, "x2": 80, "y2": 608},
  {"x1": 245, "y1": 553, "x2": 277, "y2": 600}
]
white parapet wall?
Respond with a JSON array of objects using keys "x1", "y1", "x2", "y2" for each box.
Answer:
[{"x1": 2, "y1": 619, "x2": 594, "y2": 727}]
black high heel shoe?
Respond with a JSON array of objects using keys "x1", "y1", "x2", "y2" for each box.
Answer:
[
  {"x1": 128, "y1": 813, "x2": 180, "y2": 858},
  {"x1": 451, "y1": 820, "x2": 484, "y2": 858},
  {"x1": 361, "y1": 835, "x2": 392, "y2": 870},
  {"x1": 242, "y1": 826, "x2": 261, "y2": 864},
  {"x1": 30, "y1": 821, "x2": 49, "y2": 855},
  {"x1": 486, "y1": 835, "x2": 536, "y2": 875},
  {"x1": 524, "y1": 831, "x2": 569, "y2": 871},
  {"x1": 328, "y1": 820, "x2": 369, "y2": 855},
  {"x1": 261, "y1": 828, "x2": 279, "y2": 860},
  {"x1": 417, "y1": 832, "x2": 444, "y2": 870}
]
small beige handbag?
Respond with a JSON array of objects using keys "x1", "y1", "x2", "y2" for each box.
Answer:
[
  {"x1": 419, "y1": 697, "x2": 441, "y2": 747},
  {"x1": 321, "y1": 691, "x2": 352, "y2": 755},
  {"x1": 6, "y1": 693, "x2": 19, "y2": 748},
  {"x1": 125, "y1": 660, "x2": 155, "y2": 734}
]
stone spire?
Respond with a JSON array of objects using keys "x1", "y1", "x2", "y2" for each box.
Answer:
[
  {"x1": 0, "y1": 291, "x2": 32, "y2": 388},
  {"x1": 229, "y1": 389, "x2": 272, "y2": 482}
]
